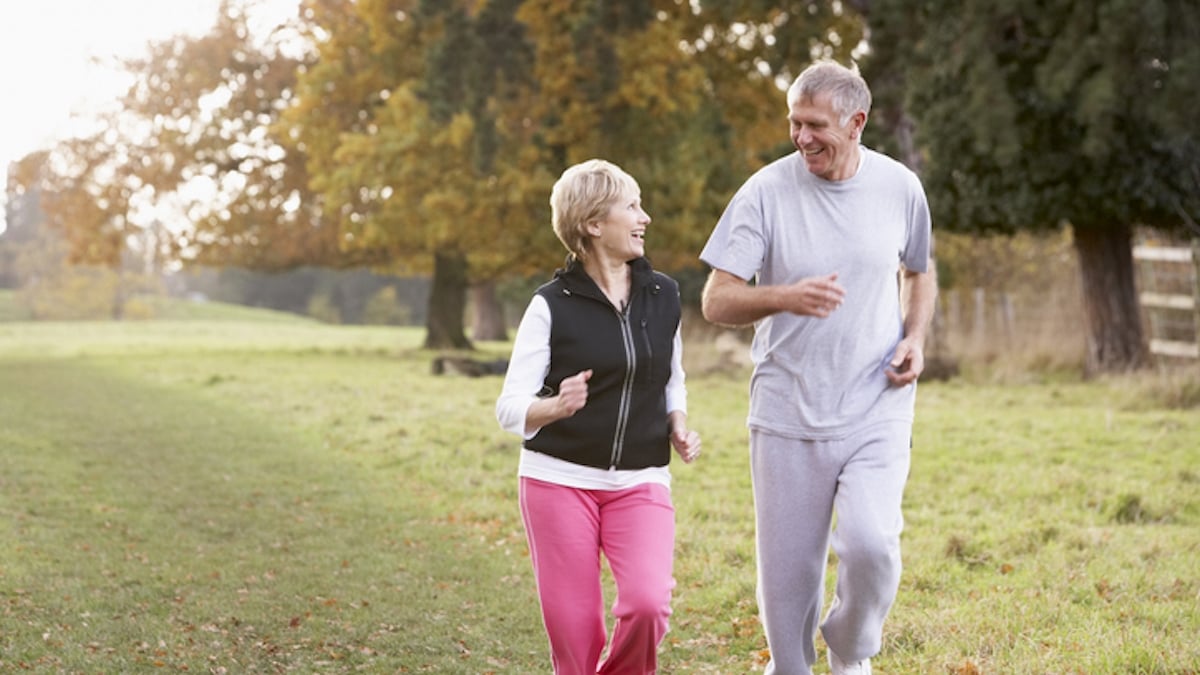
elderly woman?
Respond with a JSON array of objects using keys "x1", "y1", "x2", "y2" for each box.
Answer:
[{"x1": 496, "y1": 158, "x2": 701, "y2": 675}]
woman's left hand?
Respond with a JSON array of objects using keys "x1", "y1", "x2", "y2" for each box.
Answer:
[{"x1": 671, "y1": 427, "x2": 702, "y2": 463}]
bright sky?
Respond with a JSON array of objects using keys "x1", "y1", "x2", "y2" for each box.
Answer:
[{"x1": 0, "y1": 0, "x2": 298, "y2": 233}]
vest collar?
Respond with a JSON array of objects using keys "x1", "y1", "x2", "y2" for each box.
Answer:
[{"x1": 555, "y1": 256, "x2": 657, "y2": 301}]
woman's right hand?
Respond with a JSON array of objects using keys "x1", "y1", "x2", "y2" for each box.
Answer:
[
  {"x1": 522, "y1": 369, "x2": 592, "y2": 435},
  {"x1": 555, "y1": 369, "x2": 592, "y2": 419}
]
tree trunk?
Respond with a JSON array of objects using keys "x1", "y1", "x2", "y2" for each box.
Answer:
[
  {"x1": 1072, "y1": 225, "x2": 1148, "y2": 376},
  {"x1": 470, "y1": 281, "x2": 508, "y2": 341},
  {"x1": 424, "y1": 250, "x2": 473, "y2": 350},
  {"x1": 112, "y1": 262, "x2": 126, "y2": 320}
]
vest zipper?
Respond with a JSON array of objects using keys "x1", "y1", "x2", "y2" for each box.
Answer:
[
  {"x1": 640, "y1": 318, "x2": 652, "y2": 381},
  {"x1": 610, "y1": 305, "x2": 636, "y2": 468}
]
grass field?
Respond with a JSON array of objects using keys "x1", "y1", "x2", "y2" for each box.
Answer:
[{"x1": 1, "y1": 302, "x2": 1197, "y2": 673}]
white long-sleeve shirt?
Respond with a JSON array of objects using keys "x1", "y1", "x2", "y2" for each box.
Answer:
[{"x1": 495, "y1": 294, "x2": 688, "y2": 490}]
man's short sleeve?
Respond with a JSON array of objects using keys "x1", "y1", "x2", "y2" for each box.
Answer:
[
  {"x1": 901, "y1": 172, "x2": 933, "y2": 273},
  {"x1": 699, "y1": 183, "x2": 767, "y2": 281}
]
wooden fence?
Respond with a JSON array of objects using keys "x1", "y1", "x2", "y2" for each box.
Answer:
[{"x1": 1133, "y1": 241, "x2": 1200, "y2": 359}]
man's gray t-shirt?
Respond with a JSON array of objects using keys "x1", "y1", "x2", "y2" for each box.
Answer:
[{"x1": 700, "y1": 148, "x2": 932, "y2": 440}]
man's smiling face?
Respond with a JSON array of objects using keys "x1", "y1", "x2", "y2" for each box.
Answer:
[{"x1": 789, "y1": 92, "x2": 865, "y2": 182}]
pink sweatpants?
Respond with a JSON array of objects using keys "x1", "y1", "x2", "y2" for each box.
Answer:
[{"x1": 519, "y1": 477, "x2": 676, "y2": 675}]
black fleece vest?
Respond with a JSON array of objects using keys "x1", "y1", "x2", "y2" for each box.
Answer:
[{"x1": 524, "y1": 257, "x2": 681, "y2": 470}]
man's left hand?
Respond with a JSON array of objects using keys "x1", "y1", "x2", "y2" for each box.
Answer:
[{"x1": 886, "y1": 337, "x2": 925, "y2": 386}]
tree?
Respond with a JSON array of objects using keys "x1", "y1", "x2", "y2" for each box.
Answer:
[
  {"x1": 26, "y1": 0, "x2": 870, "y2": 343},
  {"x1": 865, "y1": 0, "x2": 1200, "y2": 374},
  {"x1": 289, "y1": 0, "x2": 804, "y2": 348},
  {"x1": 1, "y1": 152, "x2": 49, "y2": 288},
  {"x1": 110, "y1": 0, "x2": 361, "y2": 272},
  {"x1": 285, "y1": 0, "x2": 549, "y2": 348},
  {"x1": 289, "y1": 0, "x2": 869, "y2": 348},
  {"x1": 516, "y1": 1, "x2": 866, "y2": 269},
  {"x1": 24, "y1": 0, "x2": 369, "y2": 319}
]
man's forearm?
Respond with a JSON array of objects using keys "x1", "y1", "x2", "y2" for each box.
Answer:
[
  {"x1": 702, "y1": 270, "x2": 778, "y2": 327},
  {"x1": 901, "y1": 263, "x2": 938, "y2": 342}
]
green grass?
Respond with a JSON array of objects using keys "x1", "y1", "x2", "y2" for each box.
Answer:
[
  {"x1": 1, "y1": 319, "x2": 1197, "y2": 673},
  {"x1": 135, "y1": 295, "x2": 320, "y2": 323},
  {"x1": 0, "y1": 290, "x2": 323, "y2": 324},
  {"x1": 0, "y1": 290, "x2": 28, "y2": 321}
]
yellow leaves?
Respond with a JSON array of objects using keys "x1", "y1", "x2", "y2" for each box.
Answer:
[
  {"x1": 952, "y1": 660, "x2": 984, "y2": 675},
  {"x1": 612, "y1": 18, "x2": 707, "y2": 117},
  {"x1": 358, "y1": 0, "x2": 421, "y2": 56},
  {"x1": 314, "y1": 77, "x2": 497, "y2": 255},
  {"x1": 729, "y1": 614, "x2": 759, "y2": 638},
  {"x1": 444, "y1": 112, "x2": 475, "y2": 150}
]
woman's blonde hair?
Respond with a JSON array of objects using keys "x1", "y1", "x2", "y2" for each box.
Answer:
[{"x1": 550, "y1": 159, "x2": 640, "y2": 259}]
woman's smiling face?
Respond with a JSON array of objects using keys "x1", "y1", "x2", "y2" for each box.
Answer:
[{"x1": 590, "y1": 189, "x2": 650, "y2": 262}]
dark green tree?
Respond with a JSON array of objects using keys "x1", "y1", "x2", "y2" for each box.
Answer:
[
  {"x1": 863, "y1": 0, "x2": 1200, "y2": 374},
  {"x1": 289, "y1": 0, "x2": 552, "y2": 349}
]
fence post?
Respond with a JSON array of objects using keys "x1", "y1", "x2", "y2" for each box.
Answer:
[
  {"x1": 1133, "y1": 240, "x2": 1200, "y2": 360},
  {"x1": 1193, "y1": 239, "x2": 1200, "y2": 351},
  {"x1": 973, "y1": 287, "x2": 986, "y2": 342}
]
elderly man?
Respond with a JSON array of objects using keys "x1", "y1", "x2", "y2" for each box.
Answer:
[{"x1": 699, "y1": 59, "x2": 937, "y2": 675}]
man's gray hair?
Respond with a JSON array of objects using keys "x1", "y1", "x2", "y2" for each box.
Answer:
[{"x1": 786, "y1": 60, "x2": 872, "y2": 127}]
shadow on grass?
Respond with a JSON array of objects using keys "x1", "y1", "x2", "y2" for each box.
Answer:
[{"x1": 0, "y1": 357, "x2": 544, "y2": 673}]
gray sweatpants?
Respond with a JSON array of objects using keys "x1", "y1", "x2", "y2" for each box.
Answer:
[{"x1": 750, "y1": 421, "x2": 911, "y2": 675}]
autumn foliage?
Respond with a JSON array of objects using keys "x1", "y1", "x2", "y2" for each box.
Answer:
[
  {"x1": 16, "y1": 0, "x2": 1197, "y2": 365},
  {"x1": 17, "y1": 0, "x2": 866, "y2": 347}
]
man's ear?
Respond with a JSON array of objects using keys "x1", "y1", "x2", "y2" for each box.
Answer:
[{"x1": 851, "y1": 111, "x2": 867, "y2": 139}]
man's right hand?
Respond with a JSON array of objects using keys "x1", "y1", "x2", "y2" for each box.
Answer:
[
  {"x1": 785, "y1": 273, "x2": 845, "y2": 318},
  {"x1": 702, "y1": 269, "x2": 845, "y2": 326}
]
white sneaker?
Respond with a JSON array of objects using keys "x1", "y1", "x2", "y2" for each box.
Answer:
[{"x1": 828, "y1": 648, "x2": 872, "y2": 675}]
